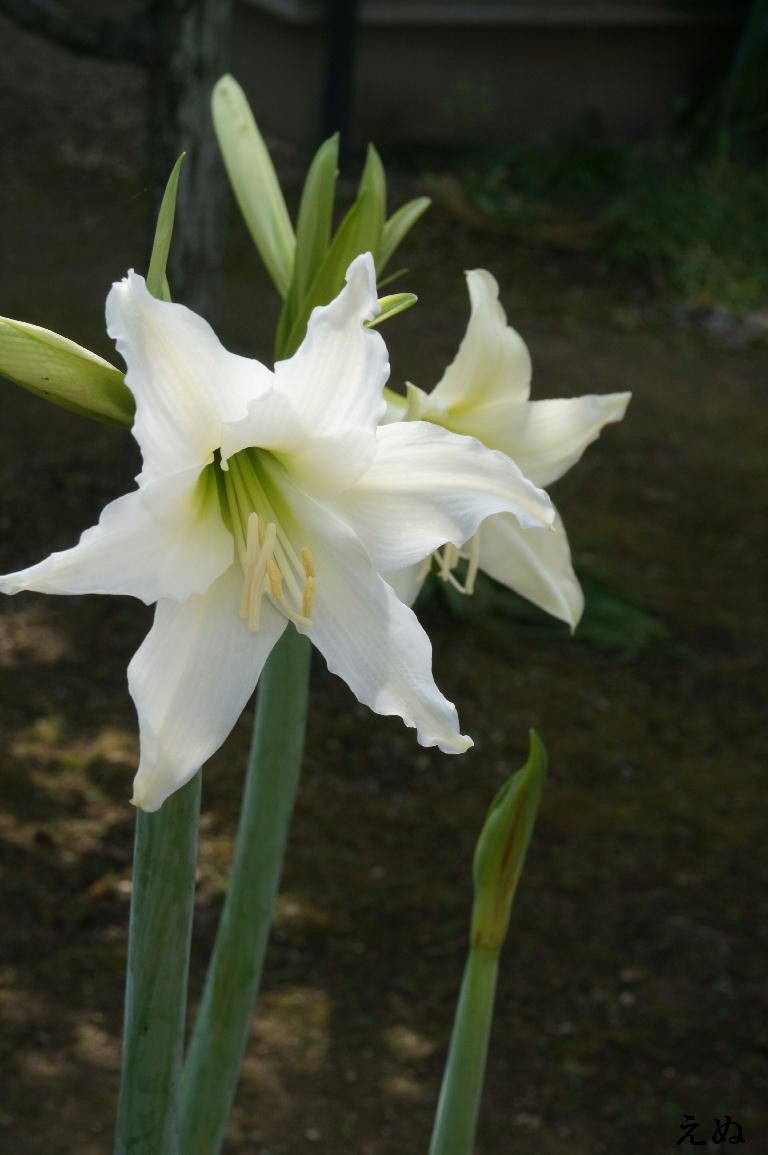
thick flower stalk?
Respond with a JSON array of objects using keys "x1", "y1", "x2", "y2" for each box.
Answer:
[
  {"x1": 385, "y1": 269, "x2": 631, "y2": 628},
  {"x1": 1, "y1": 254, "x2": 554, "y2": 811}
]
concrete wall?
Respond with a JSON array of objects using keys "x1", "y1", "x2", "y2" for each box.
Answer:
[{"x1": 232, "y1": 1, "x2": 740, "y2": 150}]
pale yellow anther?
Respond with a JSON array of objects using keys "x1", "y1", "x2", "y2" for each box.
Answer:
[
  {"x1": 266, "y1": 557, "x2": 284, "y2": 600},
  {"x1": 300, "y1": 547, "x2": 317, "y2": 619},
  {"x1": 302, "y1": 575, "x2": 316, "y2": 620},
  {"x1": 300, "y1": 547, "x2": 315, "y2": 580}
]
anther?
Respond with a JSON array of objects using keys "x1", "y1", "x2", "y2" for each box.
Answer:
[
  {"x1": 266, "y1": 557, "x2": 284, "y2": 600},
  {"x1": 300, "y1": 547, "x2": 316, "y2": 619}
]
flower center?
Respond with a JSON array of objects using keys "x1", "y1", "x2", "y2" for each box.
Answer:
[
  {"x1": 421, "y1": 532, "x2": 481, "y2": 596},
  {"x1": 218, "y1": 449, "x2": 316, "y2": 631}
]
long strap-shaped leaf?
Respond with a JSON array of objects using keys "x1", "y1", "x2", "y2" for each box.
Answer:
[{"x1": 212, "y1": 74, "x2": 296, "y2": 298}]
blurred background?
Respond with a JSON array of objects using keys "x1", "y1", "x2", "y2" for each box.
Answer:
[{"x1": 0, "y1": 2, "x2": 766, "y2": 1153}]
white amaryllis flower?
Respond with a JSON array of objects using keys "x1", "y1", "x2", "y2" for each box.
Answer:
[
  {"x1": 1, "y1": 255, "x2": 554, "y2": 811},
  {"x1": 385, "y1": 269, "x2": 631, "y2": 627}
]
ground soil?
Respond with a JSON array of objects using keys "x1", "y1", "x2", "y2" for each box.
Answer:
[{"x1": 1, "y1": 16, "x2": 767, "y2": 1155}]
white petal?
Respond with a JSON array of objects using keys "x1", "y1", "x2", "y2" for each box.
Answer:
[
  {"x1": 0, "y1": 467, "x2": 232, "y2": 604},
  {"x1": 428, "y1": 268, "x2": 531, "y2": 413},
  {"x1": 129, "y1": 566, "x2": 286, "y2": 811},
  {"x1": 271, "y1": 254, "x2": 390, "y2": 491},
  {"x1": 385, "y1": 563, "x2": 425, "y2": 607},
  {"x1": 510, "y1": 393, "x2": 631, "y2": 487},
  {"x1": 268, "y1": 467, "x2": 471, "y2": 754},
  {"x1": 219, "y1": 386, "x2": 305, "y2": 463},
  {"x1": 478, "y1": 510, "x2": 584, "y2": 629},
  {"x1": 106, "y1": 271, "x2": 272, "y2": 481},
  {"x1": 335, "y1": 421, "x2": 553, "y2": 573}
]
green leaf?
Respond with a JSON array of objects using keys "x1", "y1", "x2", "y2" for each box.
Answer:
[
  {"x1": 379, "y1": 196, "x2": 431, "y2": 273},
  {"x1": 365, "y1": 292, "x2": 417, "y2": 328},
  {"x1": 0, "y1": 317, "x2": 133, "y2": 427},
  {"x1": 212, "y1": 74, "x2": 296, "y2": 298},
  {"x1": 278, "y1": 188, "x2": 380, "y2": 359},
  {"x1": 358, "y1": 143, "x2": 387, "y2": 259},
  {"x1": 471, "y1": 730, "x2": 547, "y2": 951},
  {"x1": 376, "y1": 265, "x2": 407, "y2": 290},
  {"x1": 146, "y1": 153, "x2": 185, "y2": 301},
  {"x1": 277, "y1": 134, "x2": 339, "y2": 356},
  {"x1": 292, "y1": 133, "x2": 340, "y2": 306}
]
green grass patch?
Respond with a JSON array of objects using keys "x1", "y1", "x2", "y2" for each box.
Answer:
[{"x1": 453, "y1": 127, "x2": 768, "y2": 315}]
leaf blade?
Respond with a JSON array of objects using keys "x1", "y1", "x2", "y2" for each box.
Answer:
[
  {"x1": 146, "y1": 153, "x2": 185, "y2": 301},
  {"x1": 380, "y1": 196, "x2": 431, "y2": 272},
  {"x1": 212, "y1": 74, "x2": 296, "y2": 298}
]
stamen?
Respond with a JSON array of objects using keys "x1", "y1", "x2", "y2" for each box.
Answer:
[
  {"x1": 266, "y1": 557, "x2": 284, "y2": 600},
  {"x1": 239, "y1": 513, "x2": 260, "y2": 619},
  {"x1": 464, "y1": 530, "x2": 481, "y2": 595},
  {"x1": 241, "y1": 516, "x2": 277, "y2": 627},
  {"x1": 223, "y1": 451, "x2": 318, "y2": 631},
  {"x1": 432, "y1": 534, "x2": 480, "y2": 596},
  {"x1": 301, "y1": 548, "x2": 316, "y2": 619},
  {"x1": 438, "y1": 545, "x2": 453, "y2": 582}
]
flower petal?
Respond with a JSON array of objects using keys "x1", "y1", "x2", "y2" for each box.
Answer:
[
  {"x1": 106, "y1": 271, "x2": 272, "y2": 481},
  {"x1": 271, "y1": 253, "x2": 389, "y2": 491},
  {"x1": 428, "y1": 268, "x2": 531, "y2": 413},
  {"x1": 334, "y1": 421, "x2": 553, "y2": 573},
  {"x1": 219, "y1": 386, "x2": 305, "y2": 463},
  {"x1": 129, "y1": 566, "x2": 286, "y2": 811},
  {"x1": 385, "y1": 563, "x2": 425, "y2": 607},
  {"x1": 510, "y1": 393, "x2": 631, "y2": 487},
  {"x1": 0, "y1": 467, "x2": 232, "y2": 604},
  {"x1": 478, "y1": 509, "x2": 584, "y2": 629},
  {"x1": 267, "y1": 464, "x2": 471, "y2": 754}
]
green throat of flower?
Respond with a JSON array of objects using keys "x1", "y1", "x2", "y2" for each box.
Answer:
[{"x1": 214, "y1": 448, "x2": 316, "y2": 631}]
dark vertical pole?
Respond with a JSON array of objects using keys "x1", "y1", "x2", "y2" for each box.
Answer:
[
  {"x1": 147, "y1": 0, "x2": 233, "y2": 313},
  {"x1": 322, "y1": 0, "x2": 361, "y2": 167}
]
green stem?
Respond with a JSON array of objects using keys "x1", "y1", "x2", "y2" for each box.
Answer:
[
  {"x1": 114, "y1": 771, "x2": 202, "y2": 1155},
  {"x1": 179, "y1": 626, "x2": 312, "y2": 1155},
  {"x1": 428, "y1": 948, "x2": 500, "y2": 1155}
]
